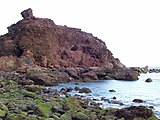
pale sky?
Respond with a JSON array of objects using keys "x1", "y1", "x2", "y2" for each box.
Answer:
[{"x1": 0, "y1": 0, "x2": 160, "y2": 67}]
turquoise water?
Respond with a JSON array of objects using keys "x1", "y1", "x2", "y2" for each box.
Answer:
[{"x1": 51, "y1": 73, "x2": 160, "y2": 118}]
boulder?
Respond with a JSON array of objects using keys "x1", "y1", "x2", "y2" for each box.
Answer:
[
  {"x1": 112, "y1": 96, "x2": 116, "y2": 99},
  {"x1": 72, "y1": 112, "x2": 90, "y2": 120},
  {"x1": 60, "y1": 113, "x2": 72, "y2": 120},
  {"x1": 63, "y1": 68, "x2": 79, "y2": 79},
  {"x1": 79, "y1": 87, "x2": 92, "y2": 93},
  {"x1": 60, "y1": 87, "x2": 73, "y2": 93},
  {"x1": 145, "y1": 78, "x2": 153, "y2": 82},
  {"x1": 115, "y1": 106, "x2": 153, "y2": 120},
  {"x1": 24, "y1": 85, "x2": 44, "y2": 93},
  {"x1": 111, "y1": 100, "x2": 124, "y2": 105},
  {"x1": 52, "y1": 106, "x2": 65, "y2": 114},
  {"x1": 27, "y1": 73, "x2": 58, "y2": 86},
  {"x1": 26, "y1": 66, "x2": 71, "y2": 86},
  {"x1": 109, "y1": 89, "x2": 116, "y2": 92},
  {"x1": 17, "y1": 79, "x2": 34, "y2": 85},
  {"x1": 74, "y1": 86, "x2": 80, "y2": 91},
  {"x1": 80, "y1": 71, "x2": 98, "y2": 80},
  {"x1": 133, "y1": 99, "x2": 144, "y2": 103},
  {"x1": 108, "y1": 68, "x2": 139, "y2": 80}
]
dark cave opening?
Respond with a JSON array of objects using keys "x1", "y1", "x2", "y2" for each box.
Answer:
[{"x1": 14, "y1": 44, "x2": 24, "y2": 57}]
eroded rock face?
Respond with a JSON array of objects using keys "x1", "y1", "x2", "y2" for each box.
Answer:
[
  {"x1": 0, "y1": 8, "x2": 124, "y2": 69},
  {"x1": 0, "y1": 8, "x2": 139, "y2": 81}
]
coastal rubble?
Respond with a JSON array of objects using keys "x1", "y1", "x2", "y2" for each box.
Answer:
[{"x1": 0, "y1": 79, "x2": 158, "y2": 119}]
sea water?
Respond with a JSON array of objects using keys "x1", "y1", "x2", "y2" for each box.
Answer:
[{"x1": 51, "y1": 73, "x2": 160, "y2": 118}]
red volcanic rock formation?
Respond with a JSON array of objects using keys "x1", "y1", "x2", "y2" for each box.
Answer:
[{"x1": 0, "y1": 8, "x2": 124, "y2": 69}]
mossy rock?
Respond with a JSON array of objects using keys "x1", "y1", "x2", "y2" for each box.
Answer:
[
  {"x1": 24, "y1": 85, "x2": 44, "y2": 93},
  {"x1": 5, "y1": 80, "x2": 18, "y2": 89},
  {"x1": 37, "y1": 117, "x2": 55, "y2": 120},
  {"x1": 60, "y1": 113, "x2": 72, "y2": 120},
  {"x1": 147, "y1": 114, "x2": 159, "y2": 120},
  {"x1": 0, "y1": 109, "x2": 7, "y2": 118},
  {"x1": 6, "y1": 113, "x2": 26, "y2": 120},
  {"x1": 26, "y1": 115, "x2": 38, "y2": 120},
  {"x1": 51, "y1": 114, "x2": 60, "y2": 120},
  {"x1": 88, "y1": 112, "x2": 97, "y2": 120},
  {"x1": 22, "y1": 89, "x2": 38, "y2": 98},
  {"x1": 53, "y1": 112, "x2": 61, "y2": 117},
  {"x1": 44, "y1": 118, "x2": 55, "y2": 120},
  {"x1": 0, "y1": 104, "x2": 8, "y2": 112},
  {"x1": 73, "y1": 112, "x2": 90, "y2": 120},
  {"x1": 62, "y1": 97, "x2": 83, "y2": 112},
  {"x1": 34, "y1": 99, "x2": 52, "y2": 117}
]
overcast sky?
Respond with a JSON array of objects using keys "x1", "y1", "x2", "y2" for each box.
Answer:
[{"x1": 0, "y1": 0, "x2": 160, "y2": 67}]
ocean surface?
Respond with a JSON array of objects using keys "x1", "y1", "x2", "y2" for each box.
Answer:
[{"x1": 50, "y1": 73, "x2": 160, "y2": 118}]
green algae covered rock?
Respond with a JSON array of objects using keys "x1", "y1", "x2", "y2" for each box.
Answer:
[
  {"x1": 0, "y1": 109, "x2": 7, "y2": 118},
  {"x1": 26, "y1": 115, "x2": 38, "y2": 120},
  {"x1": 7, "y1": 113, "x2": 26, "y2": 120},
  {"x1": 60, "y1": 113, "x2": 72, "y2": 120},
  {"x1": 24, "y1": 85, "x2": 44, "y2": 93},
  {"x1": 35, "y1": 99, "x2": 52, "y2": 117},
  {"x1": 51, "y1": 114, "x2": 60, "y2": 120},
  {"x1": 73, "y1": 112, "x2": 90, "y2": 120},
  {"x1": 22, "y1": 89, "x2": 38, "y2": 98}
]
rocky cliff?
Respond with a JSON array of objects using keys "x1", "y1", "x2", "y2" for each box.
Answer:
[
  {"x1": 0, "y1": 8, "x2": 124, "y2": 68},
  {"x1": 0, "y1": 9, "x2": 139, "y2": 85}
]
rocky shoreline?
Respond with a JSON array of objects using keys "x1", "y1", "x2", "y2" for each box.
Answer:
[
  {"x1": 0, "y1": 8, "x2": 158, "y2": 119},
  {"x1": 131, "y1": 66, "x2": 160, "y2": 73},
  {"x1": 0, "y1": 78, "x2": 158, "y2": 120},
  {"x1": 16, "y1": 65, "x2": 139, "y2": 86}
]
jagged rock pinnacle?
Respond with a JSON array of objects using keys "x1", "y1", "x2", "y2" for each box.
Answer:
[{"x1": 21, "y1": 8, "x2": 35, "y2": 19}]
